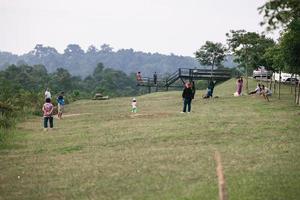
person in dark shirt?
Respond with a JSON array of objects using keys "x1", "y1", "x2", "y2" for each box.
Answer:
[
  {"x1": 153, "y1": 72, "x2": 157, "y2": 85},
  {"x1": 203, "y1": 80, "x2": 215, "y2": 98},
  {"x1": 181, "y1": 82, "x2": 193, "y2": 113}
]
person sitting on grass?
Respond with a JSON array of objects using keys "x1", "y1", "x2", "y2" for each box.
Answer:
[
  {"x1": 249, "y1": 83, "x2": 262, "y2": 95},
  {"x1": 261, "y1": 84, "x2": 272, "y2": 101},
  {"x1": 203, "y1": 80, "x2": 215, "y2": 99}
]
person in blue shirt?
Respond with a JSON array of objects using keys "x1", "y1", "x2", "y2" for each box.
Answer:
[{"x1": 56, "y1": 92, "x2": 65, "y2": 119}]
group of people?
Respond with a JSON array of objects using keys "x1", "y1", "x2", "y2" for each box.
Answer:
[
  {"x1": 42, "y1": 76, "x2": 274, "y2": 131},
  {"x1": 131, "y1": 81, "x2": 196, "y2": 114},
  {"x1": 132, "y1": 75, "x2": 273, "y2": 115},
  {"x1": 42, "y1": 88, "x2": 65, "y2": 131},
  {"x1": 136, "y1": 71, "x2": 158, "y2": 85},
  {"x1": 249, "y1": 83, "x2": 272, "y2": 101}
]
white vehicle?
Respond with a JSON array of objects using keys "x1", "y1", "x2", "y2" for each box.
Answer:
[
  {"x1": 253, "y1": 66, "x2": 272, "y2": 79},
  {"x1": 274, "y1": 72, "x2": 299, "y2": 83}
]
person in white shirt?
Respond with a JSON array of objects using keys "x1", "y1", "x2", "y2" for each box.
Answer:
[
  {"x1": 45, "y1": 88, "x2": 51, "y2": 99},
  {"x1": 249, "y1": 83, "x2": 262, "y2": 95},
  {"x1": 131, "y1": 98, "x2": 137, "y2": 113},
  {"x1": 261, "y1": 85, "x2": 272, "y2": 101}
]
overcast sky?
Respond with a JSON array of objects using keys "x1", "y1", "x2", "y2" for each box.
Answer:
[{"x1": 0, "y1": 0, "x2": 277, "y2": 56}]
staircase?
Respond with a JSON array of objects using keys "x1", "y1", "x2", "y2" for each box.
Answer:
[{"x1": 137, "y1": 68, "x2": 231, "y2": 91}]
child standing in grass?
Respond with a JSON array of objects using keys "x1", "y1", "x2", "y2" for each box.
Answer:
[
  {"x1": 56, "y1": 92, "x2": 65, "y2": 119},
  {"x1": 42, "y1": 98, "x2": 54, "y2": 131},
  {"x1": 131, "y1": 98, "x2": 137, "y2": 113}
]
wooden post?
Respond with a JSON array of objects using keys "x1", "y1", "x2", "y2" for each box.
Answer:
[
  {"x1": 297, "y1": 81, "x2": 300, "y2": 105},
  {"x1": 279, "y1": 71, "x2": 281, "y2": 99},
  {"x1": 214, "y1": 151, "x2": 228, "y2": 200},
  {"x1": 148, "y1": 78, "x2": 151, "y2": 93}
]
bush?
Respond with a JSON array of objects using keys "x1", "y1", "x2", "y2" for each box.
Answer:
[{"x1": 0, "y1": 102, "x2": 16, "y2": 129}]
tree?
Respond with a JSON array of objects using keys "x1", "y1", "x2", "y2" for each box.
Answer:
[
  {"x1": 280, "y1": 19, "x2": 300, "y2": 75},
  {"x1": 93, "y1": 63, "x2": 105, "y2": 81},
  {"x1": 258, "y1": 0, "x2": 300, "y2": 30},
  {"x1": 195, "y1": 41, "x2": 227, "y2": 79},
  {"x1": 100, "y1": 44, "x2": 113, "y2": 53},
  {"x1": 280, "y1": 19, "x2": 300, "y2": 104},
  {"x1": 64, "y1": 44, "x2": 85, "y2": 56},
  {"x1": 264, "y1": 45, "x2": 286, "y2": 99},
  {"x1": 50, "y1": 68, "x2": 73, "y2": 93},
  {"x1": 87, "y1": 45, "x2": 98, "y2": 54},
  {"x1": 226, "y1": 30, "x2": 275, "y2": 92}
]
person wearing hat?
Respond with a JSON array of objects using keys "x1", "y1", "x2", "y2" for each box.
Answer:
[{"x1": 181, "y1": 82, "x2": 193, "y2": 113}]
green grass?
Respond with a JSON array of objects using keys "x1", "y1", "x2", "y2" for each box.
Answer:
[{"x1": 0, "y1": 79, "x2": 299, "y2": 200}]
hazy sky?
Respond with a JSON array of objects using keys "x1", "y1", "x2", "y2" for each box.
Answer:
[{"x1": 0, "y1": 0, "x2": 276, "y2": 56}]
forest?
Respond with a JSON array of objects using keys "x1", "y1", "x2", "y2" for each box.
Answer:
[{"x1": 0, "y1": 44, "x2": 237, "y2": 78}]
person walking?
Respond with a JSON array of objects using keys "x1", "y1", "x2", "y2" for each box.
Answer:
[
  {"x1": 181, "y1": 82, "x2": 193, "y2": 113},
  {"x1": 56, "y1": 92, "x2": 65, "y2": 119},
  {"x1": 131, "y1": 98, "x2": 137, "y2": 113},
  {"x1": 42, "y1": 98, "x2": 54, "y2": 131}
]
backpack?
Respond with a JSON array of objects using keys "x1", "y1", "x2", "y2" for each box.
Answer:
[{"x1": 43, "y1": 103, "x2": 53, "y2": 116}]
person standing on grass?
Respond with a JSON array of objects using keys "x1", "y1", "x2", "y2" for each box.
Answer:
[
  {"x1": 181, "y1": 82, "x2": 193, "y2": 113},
  {"x1": 237, "y1": 77, "x2": 243, "y2": 96},
  {"x1": 42, "y1": 98, "x2": 54, "y2": 131},
  {"x1": 131, "y1": 98, "x2": 137, "y2": 113},
  {"x1": 153, "y1": 72, "x2": 157, "y2": 85},
  {"x1": 56, "y1": 92, "x2": 65, "y2": 119},
  {"x1": 44, "y1": 88, "x2": 51, "y2": 100}
]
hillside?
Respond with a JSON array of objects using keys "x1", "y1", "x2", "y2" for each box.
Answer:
[
  {"x1": 0, "y1": 44, "x2": 237, "y2": 77},
  {"x1": 0, "y1": 79, "x2": 299, "y2": 199}
]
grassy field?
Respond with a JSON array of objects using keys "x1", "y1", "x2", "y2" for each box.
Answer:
[{"x1": 1, "y1": 79, "x2": 299, "y2": 200}]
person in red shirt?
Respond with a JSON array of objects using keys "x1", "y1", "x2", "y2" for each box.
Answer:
[
  {"x1": 181, "y1": 82, "x2": 193, "y2": 113},
  {"x1": 42, "y1": 98, "x2": 54, "y2": 131},
  {"x1": 136, "y1": 72, "x2": 142, "y2": 82}
]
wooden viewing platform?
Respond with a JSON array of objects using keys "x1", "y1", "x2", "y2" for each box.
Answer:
[{"x1": 137, "y1": 68, "x2": 231, "y2": 92}]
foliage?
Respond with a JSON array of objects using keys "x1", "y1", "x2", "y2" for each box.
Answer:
[
  {"x1": 195, "y1": 41, "x2": 227, "y2": 70},
  {"x1": 0, "y1": 102, "x2": 15, "y2": 129},
  {"x1": 0, "y1": 44, "x2": 201, "y2": 77},
  {"x1": 226, "y1": 30, "x2": 275, "y2": 71},
  {"x1": 279, "y1": 18, "x2": 300, "y2": 75},
  {"x1": 0, "y1": 44, "x2": 238, "y2": 78},
  {"x1": 258, "y1": 0, "x2": 300, "y2": 30},
  {"x1": 264, "y1": 44, "x2": 285, "y2": 72}
]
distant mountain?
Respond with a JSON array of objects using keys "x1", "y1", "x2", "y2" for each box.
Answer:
[{"x1": 0, "y1": 44, "x2": 237, "y2": 77}]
